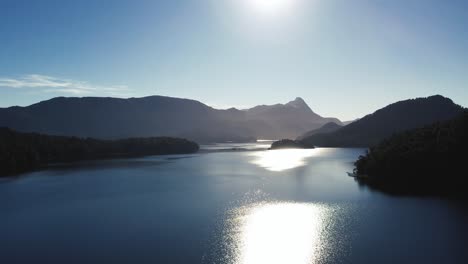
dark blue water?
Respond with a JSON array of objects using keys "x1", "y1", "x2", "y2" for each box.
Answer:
[{"x1": 1, "y1": 146, "x2": 467, "y2": 264}]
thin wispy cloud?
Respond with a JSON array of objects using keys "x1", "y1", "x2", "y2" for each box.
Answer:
[{"x1": 0, "y1": 74, "x2": 130, "y2": 96}]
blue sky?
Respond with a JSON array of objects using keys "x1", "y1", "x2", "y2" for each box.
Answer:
[{"x1": 1, "y1": 0, "x2": 467, "y2": 120}]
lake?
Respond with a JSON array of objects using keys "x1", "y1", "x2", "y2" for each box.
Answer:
[{"x1": 1, "y1": 144, "x2": 467, "y2": 264}]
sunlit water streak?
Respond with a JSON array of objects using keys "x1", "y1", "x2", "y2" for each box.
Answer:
[
  {"x1": 223, "y1": 201, "x2": 334, "y2": 264},
  {"x1": 249, "y1": 149, "x2": 323, "y2": 171}
]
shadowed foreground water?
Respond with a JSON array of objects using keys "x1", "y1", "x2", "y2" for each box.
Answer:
[{"x1": 1, "y1": 146, "x2": 467, "y2": 264}]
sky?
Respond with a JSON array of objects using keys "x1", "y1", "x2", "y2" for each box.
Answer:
[{"x1": 0, "y1": 0, "x2": 467, "y2": 120}]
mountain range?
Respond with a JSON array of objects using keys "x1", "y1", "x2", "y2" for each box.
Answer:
[
  {"x1": 0, "y1": 96, "x2": 340, "y2": 143},
  {"x1": 299, "y1": 95, "x2": 465, "y2": 147}
]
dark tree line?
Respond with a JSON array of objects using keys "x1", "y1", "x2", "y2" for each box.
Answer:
[
  {"x1": 0, "y1": 128, "x2": 199, "y2": 176},
  {"x1": 354, "y1": 111, "x2": 468, "y2": 197}
]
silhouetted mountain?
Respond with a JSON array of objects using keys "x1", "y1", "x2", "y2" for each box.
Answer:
[
  {"x1": 0, "y1": 127, "x2": 199, "y2": 177},
  {"x1": 0, "y1": 96, "x2": 251, "y2": 143},
  {"x1": 244, "y1": 97, "x2": 342, "y2": 139},
  {"x1": 296, "y1": 122, "x2": 342, "y2": 140},
  {"x1": 353, "y1": 111, "x2": 468, "y2": 198},
  {"x1": 0, "y1": 96, "x2": 340, "y2": 143},
  {"x1": 300, "y1": 95, "x2": 465, "y2": 147}
]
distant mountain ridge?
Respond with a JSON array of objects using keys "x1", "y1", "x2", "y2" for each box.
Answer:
[
  {"x1": 0, "y1": 95, "x2": 339, "y2": 143},
  {"x1": 300, "y1": 95, "x2": 465, "y2": 147},
  {"x1": 243, "y1": 97, "x2": 342, "y2": 139}
]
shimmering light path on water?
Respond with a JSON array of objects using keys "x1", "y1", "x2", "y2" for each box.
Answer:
[{"x1": 1, "y1": 146, "x2": 467, "y2": 264}]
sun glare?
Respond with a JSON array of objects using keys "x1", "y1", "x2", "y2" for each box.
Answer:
[
  {"x1": 242, "y1": 0, "x2": 299, "y2": 17},
  {"x1": 249, "y1": 149, "x2": 319, "y2": 171}
]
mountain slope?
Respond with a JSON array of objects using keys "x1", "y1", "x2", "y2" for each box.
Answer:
[
  {"x1": 300, "y1": 95, "x2": 465, "y2": 147},
  {"x1": 296, "y1": 122, "x2": 343, "y2": 140},
  {"x1": 353, "y1": 111, "x2": 468, "y2": 197},
  {"x1": 0, "y1": 96, "x2": 339, "y2": 143}
]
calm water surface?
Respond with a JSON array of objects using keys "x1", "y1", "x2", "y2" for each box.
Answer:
[{"x1": 1, "y1": 144, "x2": 467, "y2": 264}]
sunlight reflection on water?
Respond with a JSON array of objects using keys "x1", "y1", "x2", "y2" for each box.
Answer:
[
  {"x1": 224, "y1": 201, "x2": 333, "y2": 264},
  {"x1": 249, "y1": 149, "x2": 323, "y2": 171}
]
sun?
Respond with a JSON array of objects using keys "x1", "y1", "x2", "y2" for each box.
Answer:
[{"x1": 243, "y1": 0, "x2": 298, "y2": 17}]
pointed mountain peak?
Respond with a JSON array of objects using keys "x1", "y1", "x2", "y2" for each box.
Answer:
[
  {"x1": 292, "y1": 97, "x2": 305, "y2": 103},
  {"x1": 285, "y1": 97, "x2": 309, "y2": 109}
]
